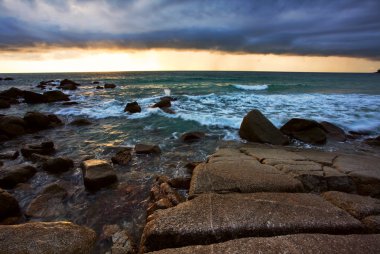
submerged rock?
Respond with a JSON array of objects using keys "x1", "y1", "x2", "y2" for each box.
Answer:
[
  {"x1": 111, "y1": 148, "x2": 132, "y2": 165},
  {"x1": 81, "y1": 159, "x2": 118, "y2": 191},
  {"x1": 281, "y1": 118, "x2": 327, "y2": 144},
  {"x1": 124, "y1": 101, "x2": 141, "y2": 113},
  {"x1": 21, "y1": 141, "x2": 55, "y2": 158},
  {"x1": 0, "y1": 221, "x2": 96, "y2": 254},
  {"x1": 62, "y1": 101, "x2": 79, "y2": 106},
  {"x1": 26, "y1": 183, "x2": 68, "y2": 218},
  {"x1": 42, "y1": 157, "x2": 74, "y2": 173},
  {"x1": 70, "y1": 118, "x2": 92, "y2": 126},
  {"x1": 104, "y1": 83, "x2": 116, "y2": 89},
  {"x1": 135, "y1": 144, "x2": 161, "y2": 154},
  {"x1": 180, "y1": 131, "x2": 205, "y2": 143},
  {"x1": 0, "y1": 164, "x2": 36, "y2": 189},
  {"x1": 239, "y1": 109, "x2": 289, "y2": 145},
  {"x1": 0, "y1": 188, "x2": 20, "y2": 221}
]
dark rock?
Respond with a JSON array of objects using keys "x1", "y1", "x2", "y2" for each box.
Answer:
[
  {"x1": 160, "y1": 96, "x2": 177, "y2": 102},
  {"x1": 362, "y1": 216, "x2": 380, "y2": 232},
  {"x1": 152, "y1": 98, "x2": 171, "y2": 108},
  {"x1": 135, "y1": 144, "x2": 161, "y2": 154},
  {"x1": 43, "y1": 90, "x2": 70, "y2": 102},
  {"x1": 23, "y1": 91, "x2": 47, "y2": 104},
  {"x1": 148, "y1": 234, "x2": 380, "y2": 254},
  {"x1": 96, "y1": 86, "x2": 104, "y2": 89},
  {"x1": 4, "y1": 77, "x2": 14, "y2": 81},
  {"x1": 0, "y1": 221, "x2": 96, "y2": 253},
  {"x1": 0, "y1": 87, "x2": 24, "y2": 99},
  {"x1": 62, "y1": 101, "x2": 79, "y2": 106},
  {"x1": 141, "y1": 192, "x2": 363, "y2": 252},
  {"x1": 364, "y1": 136, "x2": 380, "y2": 147},
  {"x1": 323, "y1": 191, "x2": 380, "y2": 219},
  {"x1": 81, "y1": 159, "x2": 118, "y2": 191},
  {"x1": 169, "y1": 177, "x2": 191, "y2": 189},
  {"x1": 104, "y1": 83, "x2": 116, "y2": 89},
  {"x1": 21, "y1": 141, "x2": 55, "y2": 158},
  {"x1": 124, "y1": 101, "x2": 141, "y2": 113},
  {"x1": 0, "y1": 150, "x2": 19, "y2": 160},
  {"x1": 281, "y1": 118, "x2": 327, "y2": 144},
  {"x1": 59, "y1": 79, "x2": 79, "y2": 90},
  {"x1": 161, "y1": 107, "x2": 175, "y2": 114},
  {"x1": 110, "y1": 229, "x2": 136, "y2": 254},
  {"x1": 239, "y1": 109, "x2": 289, "y2": 145},
  {"x1": 0, "y1": 164, "x2": 36, "y2": 189},
  {"x1": 47, "y1": 114, "x2": 63, "y2": 127},
  {"x1": 25, "y1": 183, "x2": 68, "y2": 218},
  {"x1": 180, "y1": 131, "x2": 205, "y2": 143},
  {"x1": 29, "y1": 154, "x2": 52, "y2": 163},
  {"x1": 0, "y1": 100, "x2": 10, "y2": 109},
  {"x1": 92, "y1": 81, "x2": 100, "y2": 84},
  {"x1": 347, "y1": 130, "x2": 371, "y2": 139},
  {"x1": 0, "y1": 116, "x2": 26, "y2": 138},
  {"x1": 0, "y1": 188, "x2": 20, "y2": 220},
  {"x1": 111, "y1": 148, "x2": 132, "y2": 165},
  {"x1": 42, "y1": 157, "x2": 74, "y2": 173},
  {"x1": 23, "y1": 112, "x2": 51, "y2": 130},
  {"x1": 70, "y1": 119, "x2": 92, "y2": 126},
  {"x1": 320, "y1": 121, "x2": 347, "y2": 142}
]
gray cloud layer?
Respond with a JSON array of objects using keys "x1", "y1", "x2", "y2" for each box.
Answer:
[{"x1": 1, "y1": 0, "x2": 380, "y2": 59}]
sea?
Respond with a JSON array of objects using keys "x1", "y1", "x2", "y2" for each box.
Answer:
[{"x1": 1, "y1": 71, "x2": 380, "y2": 252}]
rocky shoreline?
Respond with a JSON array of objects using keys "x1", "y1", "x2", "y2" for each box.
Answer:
[{"x1": 1, "y1": 80, "x2": 380, "y2": 253}]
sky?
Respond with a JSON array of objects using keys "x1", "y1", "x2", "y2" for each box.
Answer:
[{"x1": 1, "y1": 0, "x2": 380, "y2": 73}]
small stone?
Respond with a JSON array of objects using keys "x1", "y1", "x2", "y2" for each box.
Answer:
[
  {"x1": 135, "y1": 144, "x2": 161, "y2": 154},
  {"x1": 42, "y1": 157, "x2": 74, "y2": 173},
  {"x1": 124, "y1": 101, "x2": 141, "y2": 113},
  {"x1": 81, "y1": 159, "x2": 118, "y2": 191},
  {"x1": 111, "y1": 148, "x2": 132, "y2": 165},
  {"x1": 21, "y1": 141, "x2": 55, "y2": 158},
  {"x1": 180, "y1": 131, "x2": 205, "y2": 143}
]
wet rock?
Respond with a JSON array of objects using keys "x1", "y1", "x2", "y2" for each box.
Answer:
[
  {"x1": 0, "y1": 87, "x2": 24, "y2": 99},
  {"x1": 30, "y1": 154, "x2": 52, "y2": 163},
  {"x1": 239, "y1": 109, "x2": 289, "y2": 145},
  {"x1": 161, "y1": 107, "x2": 175, "y2": 114},
  {"x1": 96, "y1": 86, "x2": 104, "y2": 89},
  {"x1": 320, "y1": 121, "x2": 347, "y2": 142},
  {"x1": 160, "y1": 96, "x2": 177, "y2": 102},
  {"x1": 21, "y1": 141, "x2": 55, "y2": 158},
  {"x1": 0, "y1": 221, "x2": 96, "y2": 254},
  {"x1": 0, "y1": 150, "x2": 19, "y2": 160},
  {"x1": 111, "y1": 148, "x2": 132, "y2": 165},
  {"x1": 364, "y1": 136, "x2": 380, "y2": 147},
  {"x1": 25, "y1": 183, "x2": 68, "y2": 218},
  {"x1": 362, "y1": 215, "x2": 380, "y2": 232},
  {"x1": 141, "y1": 192, "x2": 363, "y2": 252},
  {"x1": 0, "y1": 116, "x2": 26, "y2": 138},
  {"x1": 148, "y1": 234, "x2": 380, "y2": 254},
  {"x1": 110, "y1": 229, "x2": 136, "y2": 254},
  {"x1": 0, "y1": 188, "x2": 20, "y2": 221},
  {"x1": 23, "y1": 91, "x2": 47, "y2": 104},
  {"x1": 70, "y1": 118, "x2": 92, "y2": 126},
  {"x1": 281, "y1": 118, "x2": 327, "y2": 144},
  {"x1": 42, "y1": 157, "x2": 74, "y2": 173},
  {"x1": 62, "y1": 101, "x2": 79, "y2": 106},
  {"x1": 92, "y1": 81, "x2": 100, "y2": 84},
  {"x1": 124, "y1": 101, "x2": 141, "y2": 113},
  {"x1": 180, "y1": 131, "x2": 205, "y2": 143},
  {"x1": 81, "y1": 159, "x2": 118, "y2": 191},
  {"x1": 4, "y1": 77, "x2": 14, "y2": 81},
  {"x1": 169, "y1": 177, "x2": 192, "y2": 189},
  {"x1": 323, "y1": 191, "x2": 380, "y2": 219},
  {"x1": 135, "y1": 144, "x2": 161, "y2": 154},
  {"x1": 43, "y1": 90, "x2": 70, "y2": 102},
  {"x1": 0, "y1": 100, "x2": 10, "y2": 109},
  {"x1": 152, "y1": 98, "x2": 171, "y2": 108},
  {"x1": 0, "y1": 164, "x2": 37, "y2": 189},
  {"x1": 23, "y1": 111, "x2": 51, "y2": 130},
  {"x1": 59, "y1": 79, "x2": 79, "y2": 90},
  {"x1": 104, "y1": 83, "x2": 116, "y2": 89}
]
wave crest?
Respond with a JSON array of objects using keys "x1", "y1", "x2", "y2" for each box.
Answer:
[{"x1": 232, "y1": 84, "x2": 269, "y2": 91}]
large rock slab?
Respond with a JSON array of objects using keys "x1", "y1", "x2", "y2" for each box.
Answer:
[
  {"x1": 241, "y1": 147, "x2": 305, "y2": 161},
  {"x1": 333, "y1": 154, "x2": 380, "y2": 197},
  {"x1": 239, "y1": 109, "x2": 289, "y2": 145},
  {"x1": 189, "y1": 157, "x2": 303, "y2": 196},
  {"x1": 141, "y1": 192, "x2": 363, "y2": 252},
  {"x1": 0, "y1": 222, "x2": 96, "y2": 254},
  {"x1": 81, "y1": 159, "x2": 117, "y2": 191},
  {"x1": 323, "y1": 191, "x2": 380, "y2": 219},
  {"x1": 148, "y1": 234, "x2": 380, "y2": 254}
]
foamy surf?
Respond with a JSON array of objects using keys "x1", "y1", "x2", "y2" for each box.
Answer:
[{"x1": 232, "y1": 84, "x2": 269, "y2": 91}]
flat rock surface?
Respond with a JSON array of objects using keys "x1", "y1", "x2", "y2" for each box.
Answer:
[
  {"x1": 0, "y1": 221, "x2": 96, "y2": 254},
  {"x1": 147, "y1": 234, "x2": 380, "y2": 254},
  {"x1": 141, "y1": 192, "x2": 363, "y2": 252}
]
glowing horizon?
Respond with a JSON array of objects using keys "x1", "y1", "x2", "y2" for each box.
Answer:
[{"x1": 1, "y1": 48, "x2": 379, "y2": 74}]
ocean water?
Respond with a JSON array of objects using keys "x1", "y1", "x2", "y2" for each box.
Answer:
[{"x1": 1, "y1": 71, "x2": 380, "y2": 252}]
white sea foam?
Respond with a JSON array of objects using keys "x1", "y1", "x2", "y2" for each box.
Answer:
[{"x1": 232, "y1": 84, "x2": 269, "y2": 91}]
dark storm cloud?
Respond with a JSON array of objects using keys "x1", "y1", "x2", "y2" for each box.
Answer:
[{"x1": 1, "y1": 0, "x2": 380, "y2": 59}]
